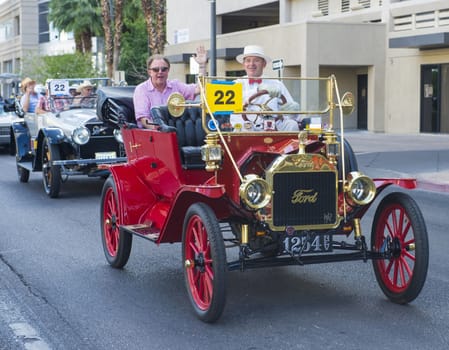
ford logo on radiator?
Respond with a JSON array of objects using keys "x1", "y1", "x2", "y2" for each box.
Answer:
[{"x1": 291, "y1": 189, "x2": 318, "y2": 204}]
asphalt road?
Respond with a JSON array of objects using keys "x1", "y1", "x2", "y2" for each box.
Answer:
[{"x1": 1, "y1": 147, "x2": 449, "y2": 350}]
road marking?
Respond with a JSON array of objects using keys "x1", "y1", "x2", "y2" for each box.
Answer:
[
  {"x1": 0, "y1": 289, "x2": 52, "y2": 350},
  {"x1": 9, "y1": 322, "x2": 51, "y2": 350}
]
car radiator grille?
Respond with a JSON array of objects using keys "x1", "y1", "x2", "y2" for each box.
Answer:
[
  {"x1": 80, "y1": 136, "x2": 120, "y2": 159},
  {"x1": 272, "y1": 171, "x2": 337, "y2": 227},
  {"x1": 0, "y1": 126, "x2": 9, "y2": 136}
]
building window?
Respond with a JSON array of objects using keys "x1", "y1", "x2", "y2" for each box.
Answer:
[
  {"x1": 39, "y1": 2, "x2": 50, "y2": 43},
  {"x1": 221, "y1": 2, "x2": 279, "y2": 34},
  {"x1": 359, "y1": 0, "x2": 371, "y2": 8},
  {"x1": 14, "y1": 16, "x2": 19, "y2": 35},
  {"x1": 3, "y1": 60, "x2": 13, "y2": 73},
  {"x1": 341, "y1": 0, "x2": 350, "y2": 12},
  {"x1": 318, "y1": 0, "x2": 329, "y2": 16},
  {"x1": 226, "y1": 70, "x2": 245, "y2": 77}
]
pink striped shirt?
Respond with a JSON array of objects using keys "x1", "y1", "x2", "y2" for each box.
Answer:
[{"x1": 133, "y1": 78, "x2": 196, "y2": 128}]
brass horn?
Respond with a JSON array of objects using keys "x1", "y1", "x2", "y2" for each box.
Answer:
[
  {"x1": 338, "y1": 92, "x2": 355, "y2": 116},
  {"x1": 167, "y1": 92, "x2": 201, "y2": 117}
]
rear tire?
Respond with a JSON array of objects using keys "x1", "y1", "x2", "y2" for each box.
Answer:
[
  {"x1": 100, "y1": 176, "x2": 132, "y2": 268},
  {"x1": 338, "y1": 136, "x2": 358, "y2": 180}
]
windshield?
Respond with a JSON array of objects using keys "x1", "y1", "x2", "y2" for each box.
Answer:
[
  {"x1": 196, "y1": 76, "x2": 336, "y2": 134},
  {"x1": 47, "y1": 78, "x2": 112, "y2": 112}
]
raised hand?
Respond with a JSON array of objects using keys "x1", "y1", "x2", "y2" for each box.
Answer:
[{"x1": 194, "y1": 45, "x2": 208, "y2": 66}]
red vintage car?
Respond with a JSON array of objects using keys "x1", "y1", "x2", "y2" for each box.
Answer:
[{"x1": 97, "y1": 75, "x2": 428, "y2": 323}]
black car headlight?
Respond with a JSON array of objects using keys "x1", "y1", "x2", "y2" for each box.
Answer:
[
  {"x1": 239, "y1": 174, "x2": 271, "y2": 210},
  {"x1": 345, "y1": 171, "x2": 376, "y2": 206},
  {"x1": 72, "y1": 127, "x2": 90, "y2": 145}
]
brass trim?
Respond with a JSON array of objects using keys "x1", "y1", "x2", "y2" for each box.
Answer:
[
  {"x1": 241, "y1": 224, "x2": 249, "y2": 244},
  {"x1": 353, "y1": 218, "x2": 361, "y2": 239}
]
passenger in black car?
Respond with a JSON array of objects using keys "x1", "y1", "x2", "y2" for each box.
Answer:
[{"x1": 73, "y1": 80, "x2": 96, "y2": 108}]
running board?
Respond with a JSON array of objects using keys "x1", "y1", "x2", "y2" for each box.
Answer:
[
  {"x1": 17, "y1": 161, "x2": 33, "y2": 171},
  {"x1": 120, "y1": 224, "x2": 160, "y2": 242}
]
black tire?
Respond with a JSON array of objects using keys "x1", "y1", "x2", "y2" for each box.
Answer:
[
  {"x1": 371, "y1": 192, "x2": 429, "y2": 304},
  {"x1": 100, "y1": 176, "x2": 132, "y2": 268},
  {"x1": 42, "y1": 137, "x2": 62, "y2": 198},
  {"x1": 9, "y1": 130, "x2": 16, "y2": 156},
  {"x1": 17, "y1": 165, "x2": 30, "y2": 183},
  {"x1": 337, "y1": 136, "x2": 358, "y2": 180},
  {"x1": 182, "y1": 203, "x2": 227, "y2": 323}
]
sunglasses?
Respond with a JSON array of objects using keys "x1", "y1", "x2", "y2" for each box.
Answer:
[{"x1": 149, "y1": 66, "x2": 169, "y2": 73}]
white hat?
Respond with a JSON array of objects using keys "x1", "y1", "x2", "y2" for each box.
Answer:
[
  {"x1": 76, "y1": 80, "x2": 94, "y2": 93},
  {"x1": 236, "y1": 45, "x2": 271, "y2": 64}
]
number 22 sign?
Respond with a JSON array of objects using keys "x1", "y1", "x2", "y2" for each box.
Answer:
[
  {"x1": 205, "y1": 81, "x2": 243, "y2": 114},
  {"x1": 49, "y1": 80, "x2": 69, "y2": 96}
]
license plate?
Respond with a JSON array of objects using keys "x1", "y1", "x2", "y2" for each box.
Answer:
[
  {"x1": 282, "y1": 233, "x2": 332, "y2": 254},
  {"x1": 95, "y1": 151, "x2": 117, "y2": 159}
]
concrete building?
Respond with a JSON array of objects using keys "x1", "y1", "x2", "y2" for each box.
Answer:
[
  {"x1": 0, "y1": 0, "x2": 79, "y2": 97},
  {"x1": 164, "y1": 0, "x2": 449, "y2": 134}
]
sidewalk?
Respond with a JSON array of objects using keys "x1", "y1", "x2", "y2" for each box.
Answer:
[{"x1": 343, "y1": 131, "x2": 449, "y2": 193}]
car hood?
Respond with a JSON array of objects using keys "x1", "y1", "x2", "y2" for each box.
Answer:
[
  {"x1": 46, "y1": 108, "x2": 101, "y2": 129},
  {"x1": 44, "y1": 108, "x2": 106, "y2": 139},
  {"x1": 0, "y1": 111, "x2": 18, "y2": 125}
]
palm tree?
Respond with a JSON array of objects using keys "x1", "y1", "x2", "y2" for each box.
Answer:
[
  {"x1": 49, "y1": 0, "x2": 103, "y2": 54},
  {"x1": 100, "y1": 0, "x2": 124, "y2": 78},
  {"x1": 141, "y1": 0, "x2": 166, "y2": 55}
]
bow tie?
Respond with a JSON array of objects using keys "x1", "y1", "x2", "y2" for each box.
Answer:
[{"x1": 249, "y1": 78, "x2": 262, "y2": 85}]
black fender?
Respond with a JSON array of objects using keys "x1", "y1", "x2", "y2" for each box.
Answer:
[
  {"x1": 11, "y1": 121, "x2": 31, "y2": 160},
  {"x1": 39, "y1": 128, "x2": 65, "y2": 145},
  {"x1": 33, "y1": 128, "x2": 65, "y2": 171}
]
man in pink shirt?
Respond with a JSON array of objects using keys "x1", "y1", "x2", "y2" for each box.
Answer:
[{"x1": 133, "y1": 46, "x2": 207, "y2": 129}]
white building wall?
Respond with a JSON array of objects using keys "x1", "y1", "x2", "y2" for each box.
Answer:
[{"x1": 166, "y1": 0, "x2": 449, "y2": 134}]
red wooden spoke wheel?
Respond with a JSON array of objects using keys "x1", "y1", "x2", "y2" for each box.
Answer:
[
  {"x1": 100, "y1": 177, "x2": 132, "y2": 268},
  {"x1": 182, "y1": 203, "x2": 226, "y2": 323},
  {"x1": 371, "y1": 192, "x2": 428, "y2": 304}
]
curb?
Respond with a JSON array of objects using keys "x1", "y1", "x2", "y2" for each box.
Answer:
[{"x1": 417, "y1": 179, "x2": 449, "y2": 193}]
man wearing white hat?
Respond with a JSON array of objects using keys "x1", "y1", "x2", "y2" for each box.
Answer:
[
  {"x1": 232, "y1": 45, "x2": 299, "y2": 132},
  {"x1": 73, "y1": 80, "x2": 95, "y2": 108}
]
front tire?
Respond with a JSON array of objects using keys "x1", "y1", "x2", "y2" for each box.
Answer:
[
  {"x1": 371, "y1": 192, "x2": 429, "y2": 304},
  {"x1": 42, "y1": 137, "x2": 62, "y2": 198},
  {"x1": 182, "y1": 203, "x2": 227, "y2": 323},
  {"x1": 100, "y1": 176, "x2": 132, "y2": 268}
]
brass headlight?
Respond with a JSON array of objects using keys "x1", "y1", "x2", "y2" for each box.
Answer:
[
  {"x1": 239, "y1": 174, "x2": 271, "y2": 210},
  {"x1": 72, "y1": 127, "x2": 90, "y2": 145},
  {"x1": 345, "y1": 171, "x2": 376, "y2": 206}
]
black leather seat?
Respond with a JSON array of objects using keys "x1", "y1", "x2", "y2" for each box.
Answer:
[{"x1": 151, "y1": 106, "x2": 206, "y2": 169}]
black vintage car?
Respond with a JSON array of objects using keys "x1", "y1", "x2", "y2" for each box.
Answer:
[{"x1": 11, "y1": 78, "x2": 129, "y2": 198}]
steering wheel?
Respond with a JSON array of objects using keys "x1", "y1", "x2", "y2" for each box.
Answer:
[{"x1": 242, "y1": 90, "x2": 287, "y2": 125}]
